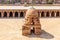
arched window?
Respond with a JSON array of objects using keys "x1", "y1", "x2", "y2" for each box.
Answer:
[
  {"x1": 20, "y1": 12, "x2": 24, "y2": 18},
  {"x1": 9, "y1": 12, "x2": 13, "y2": 17},
  {"x1": 30, "y1": 27, "x2": 35, "y2": 34},
  {"x1": 46, "y1": 12, "x2": 49, "y2": 17},
  {"x1": 3, "y1": 12, "x2": 7, "y2": 17},
  {"x1": 56, "y1": 12, "x2": 59, "y2": 17},
  {"x1": 51, "y1": 11, "x2": 54, "y2": 17},
  {"x1": 0, "y1": 12, "x2": 1, "y2": 17},
  {"x1": 15, "y1": 12, "x2": 18, "y2": 17},
  {"x1": 41, "y1": 11, "x2": 44, "y2": 17}
]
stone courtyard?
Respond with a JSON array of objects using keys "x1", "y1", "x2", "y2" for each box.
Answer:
[{"x1": 0, "y1": 18, "x2": 60, "y2": 40}]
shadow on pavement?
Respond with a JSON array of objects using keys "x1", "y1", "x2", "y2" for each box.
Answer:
[{"x1": 25, "y1": 30, "x2": 54, "y2": 39}]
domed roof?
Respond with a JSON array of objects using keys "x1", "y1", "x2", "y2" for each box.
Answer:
[{"x1": 25, "y1": 7, "x2": 38, "y2": 18}]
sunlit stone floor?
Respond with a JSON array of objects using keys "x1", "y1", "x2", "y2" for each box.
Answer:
[{"x1": 0, "y1": 18, "x2": 60, "y2": 40}]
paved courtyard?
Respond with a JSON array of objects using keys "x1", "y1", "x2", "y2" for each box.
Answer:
[{"x1": 0, "y1": 18, "x2": 60, "y2": 40}]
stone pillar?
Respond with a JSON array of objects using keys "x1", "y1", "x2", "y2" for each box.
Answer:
[
  {"x1": 2, "y1": 12, "x2": 4, "y2": 18},
  {"x1": 59, "y1": 12, "x2": 60, "y2": 17},
  {"x1": 38, "y1": 12, "x2": 40, "y2": 17},
  {"x1": 24, "y1": 13, "x2": 26, "y2": 18},
  {"x1": 7, "y1": 12, "x2": 9, "y2": 18},
  {"x1": 24, "y1": 11, "x2": 26, "y2": 16},
  {"x1": 44, "y1": 12, "x2": 46, "y2": 17},
  {"x1": 13, "y1": 12, "x2": 15, "y2": 18},
  {"x1": 40, "y1": 12, "x2": 41, "y2": 17},
  {"x1": 49, "y1": 12, "x2": 51, "y2": 17},
  {"x1": 54, "y1": 12, "x2": 56, "y2": 17},
  {"x1": 18, "y1": 12, "x2": 20, "y2": 18}
]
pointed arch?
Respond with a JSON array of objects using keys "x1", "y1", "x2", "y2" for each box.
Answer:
[
  {"x1": 0, "y1": 12, "x2": 1, "y2": 17},
  {"x1": 15, "y1": 12, "x2": 18, "y2": 17},
  {"x1": 9, "y1": 12, "x2": 13, "y2": 17},
  {"x1": 3, "y1": 12, "x2": 7, "y2": 17},
  {"x1": 20, "y1": 12, "x2": 24, "y2": 18},
  {"x1": 41, "y1": 11, "x2": 44, "y2": 17},
  {"x1": 56, "y1": 12, "x2": 59, "y2": 17},
  {"x1": 51, "y1": 11, "x2": 55, "y2": 17},
  {"x1": 46, "y1": 12, "x2": 49, "y2": 17}
]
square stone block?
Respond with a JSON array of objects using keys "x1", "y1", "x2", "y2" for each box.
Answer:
[
  {"x1": 22, "y1": 30, "x2": 31, "y2": 35},
  {"x1": 34, "y1": 30, "x2": 41, "y2": 35}
]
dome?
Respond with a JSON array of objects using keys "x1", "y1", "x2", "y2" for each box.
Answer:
[{"x1": 25, "y1": 7, "x2": 38, "y2": 18}]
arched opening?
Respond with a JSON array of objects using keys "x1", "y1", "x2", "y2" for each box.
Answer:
[
  {"x1": 20, "y1": 12, "x2": 24, "y2": 18},
  {"x1": 41, "y1": 12, "x2": 44, "y2": 17},
  {"x1": 3, "y1": 12, "x2": 7, "y2": 17},
  {"x1": 31, "y1": 27, "x2": 35, "y2": 34},
  {"x1": 15, "y1": 12, "x2": 18, "y2": 17},
  {"x1": 46, "y1": 12, "x2": 49, "y2": 17},
  {"x1": 51, "y1": 11, "x2": 55, "y2": 17},
  {"x1": 9, "y1": 12, "x2": 13, "y2": 17},
  {"x1": 56, "y1": 12, "x2": 59, "y2": 17},
  {"x1": 0, "y1": 12, "x2": 1, "y2": 17}
]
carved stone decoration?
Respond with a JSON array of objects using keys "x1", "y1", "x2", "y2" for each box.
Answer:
[{"x1": 22, "y1": 7, "x2": 41, "y2": 35}]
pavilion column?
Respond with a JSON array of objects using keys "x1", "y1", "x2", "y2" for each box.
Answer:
[
  {"x1": 54, "y1": 12, "x2": 56, "y2": 17},
  {"x1": 24, "y1": 11, "x2": 26, "y2": 18},
  {"x1": 13, "y1": 12, "x2": 15, "y2": 17},
  {"x1": 38, "y1": 12, "x2": 40, "y2": 17},
  {"x1": 7, "y1": 12, "x2": 9, "y2": 18},
  {"x1": 18, "y1": 12, "x2": 20, "y2": 18},
  {"x1": 49, "y1": 12, "x2": 51, "y2": 17},
  {"x1": 2, "y1": 12, "x2": 4, "y2": 18},
  {"x1": 23, "y1": 11, "x2": 25, "y2": 18},
  {"x1": 44, "y1": 12, "x2": 46, "y2": 17},
  {"x1": 24, "y1": 13, "x2": 25, "y2": 18},
  {"x1": 59, "y1": 12, "x2": 60, "y2": 17},
  {"x1": 24, "y1": 11, "x2": 26, "y2": 16},
  {"x1": 40, "y1": 12, "x2": 41, "y2": 17}
]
